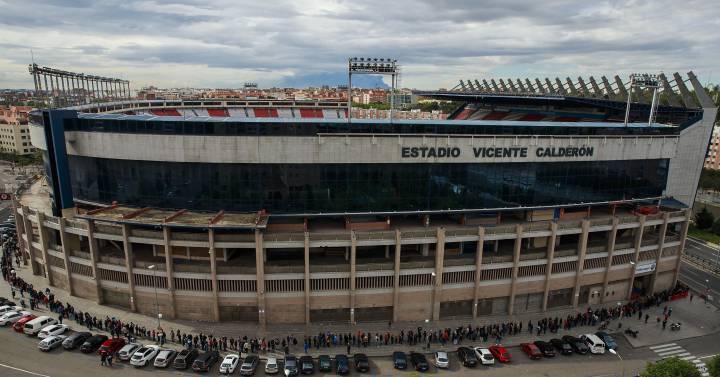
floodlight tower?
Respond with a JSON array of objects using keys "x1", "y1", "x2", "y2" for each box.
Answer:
[
  {"x1": 347, "y1": 57, "x2": 399, "y2": 122},
  {"x1": 623, "y1": 73, "x2": 662, "y2": 127}
]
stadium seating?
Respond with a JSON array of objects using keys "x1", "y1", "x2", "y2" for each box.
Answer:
[
  {"x1": 299, "y1": 108, "x2": 324, "y2": 118},
  {"x1": 228, "y1": 108, "x2": 248, "y2": 117},
  {"x1": 453, "y1": 108, "x2": 475, "y2": 120},
  {"x1": 518, "y1": 114, "x2": 546, "y2": 121},
  {"x1": 149, "y1": 109, "x2": 182, "y2": 116},
  {"x1": 193, "y1": 108, "x2": 210, "y2": 117},
  {"x1": 207, "y1": 108, "x2": 230, "y2": 117},
  {"x1": 482, "y1": 111, "x2": 509, "y2": 120},
  {"x1": 251, "y1": 108, "x2": 279, "y2": 117},
  {"x1": 277, "y1": 108, "x2": 293, "y2": 118},
  {"x1": 553, "y1": 116, "x2": 580, "y2": 122},
  {"x1": 323, "y1": 109, "x2": 340, "y2": 119}
]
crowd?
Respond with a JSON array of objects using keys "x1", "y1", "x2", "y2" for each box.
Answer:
[{"x1": 0, "y1": 226, "x2": 689, "y2": 357}]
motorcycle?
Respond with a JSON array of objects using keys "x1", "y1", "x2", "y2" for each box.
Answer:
[
  {"x1": 670, "y1": 322, "x2": 682, "y2": 331},
  {"x1": 624, "y1": 328, "x2": 639, "y2": 338}
]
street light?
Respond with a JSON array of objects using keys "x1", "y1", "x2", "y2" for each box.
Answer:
[
  {"x1": 147, "y1": 265, "x2": 161, "y2": 330},
  {"x1": 609, "y1": 349, "x2": 625, "y2": 377}
]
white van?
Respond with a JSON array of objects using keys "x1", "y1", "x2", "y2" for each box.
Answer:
[
  {"x1": 23, "y1": 316, "x2": 57, "y2": 336},
  {"x1": 581, "y1": 334, "x2": 606, "y2": 354}
]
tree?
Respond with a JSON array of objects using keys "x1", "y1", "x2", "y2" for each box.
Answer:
[
  {"x1": 707, "y1": 354, "x2": 720, "y2": 377},
  {"x1": 642, "y1": 357, "x2": 702, "y2": 377},
  {"x1": 713, "y1": 218, "x2": 720, "y2": 236},
  {"x1": 695, "y1": 207, "x2": 715, "y2": 229}
]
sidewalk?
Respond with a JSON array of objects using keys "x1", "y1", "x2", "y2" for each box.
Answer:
[{"x1": 8, "y1": 261, "x2": 720, "y2": 358}]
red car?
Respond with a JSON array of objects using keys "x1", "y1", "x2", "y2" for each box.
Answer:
[
  {"x1": 521, "y1": 343, "x2": 542, "y2": 360},
  {"x1": 98, "y1": 338, "x2": 126, "y2": 356},
  {"x1": 489, "y1": 345, "x2": 511, "y2": 363},
  {"x1": 13, "y1": 314, "x2": 36, "y2": 333}
]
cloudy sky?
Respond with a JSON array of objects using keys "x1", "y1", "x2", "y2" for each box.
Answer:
[{"x1": 1, "y1": 0, "x2": 719, "y2": 90}]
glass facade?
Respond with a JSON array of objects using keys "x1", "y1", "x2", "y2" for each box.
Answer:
[{"x1": 68, "y1": 156, "x2": 669, "y2": 214}]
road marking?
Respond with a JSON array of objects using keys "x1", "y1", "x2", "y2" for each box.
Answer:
[
  {"x1": 658, "y1": 349, "x2": 687, "y2": 357},
  {"x1": 0, "y1": 363, "x2": 50, "y2": 377},
  {"x1": 649, "y1": 343, "x2": 677, "y2": 350},
  {"x1": 679, "y1": 354, "x2": 695, "y2": 360},
  {"x1": 655, "y1": 345, "x2": 682, "y2": 353},
  {"x1": 697, "y1": 354, "x2": 719, "y2": 359},
  {"x1": 650, "y1": 343, "x2": 708, "y2": 376}
]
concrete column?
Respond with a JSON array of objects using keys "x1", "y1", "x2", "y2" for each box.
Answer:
[
  {"x1": 672, "y1": 210, "x2": 691, "y2": 287},
  {"x1": 254, "y1": 230, "x2": 267, "y2": 328},
  {"x1": 422, "y1": 243, "x2": 430, "y2": 256},
  {"x1": 541, "y1": 222, "x2": 558, "y2": 311},
  {"x1": 304, "y1": 232, "x2": 310, "y2": 325},
  {"x1": 601, "y1": 218, "x2": 619, "y2": 303},
  {"x1": 86, "y1": 220, "x2": 104, "y2": 304},
  {"x1": 572, "y1": 220, "x2": 590, "y2": 308},
  {"x1": 58, "y1": 218, "x2": 75, "y2": 296},
  {"x1": 472, "y1": 227, "x2": 485, "y2": 318},
  {"x1": 121, "y1": 224, "x2": 137, "y2": 312},
  {"x1": 432, "y1": 228, "x2": 445, "y2": 321},
  {"x1": 650, "y1": 213, "x2": 670, "y2": 293},
  {"x1": 208, "y1": 229, "x2": 220, "y2": 322},
  {"x1": 162, "y1": 227, "x2": 176, "y2": 319},
  {"x1": 508, "y1": 225, "x2": 523, "y2": 315},
  {"x1": 36, "y1": 212, "x2": 53, "y2": 285},
  {"x1": 385, "y1": 245, "x2": 390, "y2": 259},
  {"x1": 12, "y1": 201, "x2": 27, "y2": 265},
  {"x1": 349, "y1": 231, "x2": 357, "y2": 324},
  {"x1": 392, "y1": 229, "x2": 401, "y2": 323},
  {"x1": 20, "y1": 207, "x2": 36, "y2": 271},
  {"x1": 626, "y1": 216, "x2": 646, "y2": 300}
]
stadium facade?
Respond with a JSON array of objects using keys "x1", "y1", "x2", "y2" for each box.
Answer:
[{"x1": 13, "y1": 71, "x2": 717, "y2": 324}]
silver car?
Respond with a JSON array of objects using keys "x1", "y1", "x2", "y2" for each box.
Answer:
[
  {"x1": 38, "y1": 335, "x2": 67, "y2": 351},
  {"x1": 153, "y1": 349, "x2": 177, "y2": 368},
  {"x1": 118, "y1": 343, "x2": 143, "y2": 361}
]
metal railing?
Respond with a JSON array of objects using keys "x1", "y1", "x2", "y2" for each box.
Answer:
[{"x1": 682, "y1": 253, "x2": 720, "y2": 275}]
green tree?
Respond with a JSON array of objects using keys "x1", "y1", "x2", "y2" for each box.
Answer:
[
  {"x1": 642, "y1": 357, "x2": 702, "y2": 377},
  {"x1": 708, "y1": 354, "x2": 720, "y2": 377},
  {"x1": 696, "y1": 207, "x2": 715, "y2": 229},
  {"x1": 712, "y1": 218, "x2": 720, "y2": 235}
]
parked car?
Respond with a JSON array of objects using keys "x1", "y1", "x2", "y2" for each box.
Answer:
[
  {"x1": 0, "y1": 305, "x2": 21, "y2": 316},
  {"x1": 595, "y1": 332, "x2": 617, "y2": 350},
  {"x1": 488, "y1": 345, "x2": 511, "y2": 363},
  {"x1": 410, "y1": 352, "x2": 429, "y2": 371},
  {"x1": 219, "y1": 354, "x2": 240, "y2": 374},
  {"x1": 457, "y1": 346, "x2": 478, "y2": 367},
  {"x1": 392, "y1": 351, "x2": 407, "y2": 369},
  {"x1": 98, "y1": 338, "x2": 126, "y2": 356},
  {"x1": 581, "y1": 334, "x2": 606, "y2": 354},
  {"x1": 533, "y1": 341, "x2": 556, "y2": 357},
  {"x1": 474, "y1": 347, "x2": 495, "y2": 365},
  {"x1": 80, "y1": 335, "x2": 108, "y2": 353},
  {"x1": 62, "y1": 331, "x2": 91, "y2": 350},
  {"x1": 562, "y1": 335, "x2": 589, "y2": 355},
  {"x1": 38, "y1": 324, "x2": 68, "y2": 339},
  {"x1": 153, "y1": 349, "x2": 177, "y2": 368},
  {"x1": 283, "y1": 355, "x2": 299, "y2": 377},
  {"x1": 434, "y1": 351, "x2": 449, "y2": 368},
  {"x1": 550, "y1": 338, "x2": 573, "y2": 355},
  {"x1": 130, "y1": 345, "x2": 160, "y2": 367},
  {"x1": 521, "y1": 343, "x2": 542, "y2": 360},
  {"x1": 38, "y1": 335, "x2": 67, "y2": 351},
  {"x1": 335, "y1": 354, "x2": 350, "y2": 375},
  {"x1": 0, "y1": 310, "x2": 31, "y2": 326},
  {"x1": 191, "y1": 350, "x2": 219, "y2": 373},
  {"x1": 354, "y1": 353, "x2": 370, "y2": 373},
  {"x1": 265, "y1": 356, "x2": 279, "y2": 374},
  {"x1": 13, "y1": 314, "x2": 36, "y2": 333},
  {"x1": 173, "y1": 348, "x2": 199, "y2": 370},
  {"x1": 118, "y1": 343, "x2": 143, "y2": 361},
  {"x1": 299, "y1": 356, "x2": 314, "y2": 374},
  {"x1": 240, "y1": 355, "x2": 260, "y2": 375},
  {"x1": 23, "y1": 315, "x2": 57, "y2": 336},
  {"x1": 318, "y1": 355, "x2": 331, "y2": 372}
]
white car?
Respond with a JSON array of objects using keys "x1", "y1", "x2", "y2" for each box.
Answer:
[
  {"x1": 581, "y1": 334, "x2": 606, "y2": 355},
  {"x1": 38, "y1": 335, "x2": 67, "y2": 351},
  {"x1": 434, "y1": 351, "x2": 449, "y2": 368},
  {"x1": 265, "y1": 356, "x2": 279, "y2": 374},
  {"x1": 130, "y1": 345, "x2": 160, "y2": 367},
  {"x1": 38, "y1": 324, "x2": 69, "y2": 339},
  {"x1": 474, "y1": 347, "x2": 495, "y2": 365},
  {"x1": 0, "y1": 305, "x2": 21, "y2": 315},
  {"x1": 153, "y1": 348, "x2": 177, "y2": 368},
  {"x1": 0, "y1": 310, "x2": 31, "y2": 326},
  {"x1": 219, "y1": 354, "x2": 240, "y2": 374},
  {"x1": 118, "y1": 343, "x2": 143, "y2": 361}
]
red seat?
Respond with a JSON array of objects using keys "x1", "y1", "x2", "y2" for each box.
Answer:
[
  {"x1": 482, "y1": 111, "x2": 509, "y2": 120},
  {"x1": 453, "y1": 108, "x2": 474, "y2": 120},
  {"x1": 299, "y1": 108, "x2": 324, "y2": 118},
  {"x1": 253, "y1": 108, "x2": 279, "y2": 117},
  {"x1": 150, "y1": 109, "x2": 181, "y2": 116},
  {"x1": 553, "y1": 116, "x2": 579, "y2": 122},
  {"x1": 207, "y1": 109, "x2": 229, "y2": 117},
  {"x1": 518, "y1": 114, "x2": 545, "y2": 121}
]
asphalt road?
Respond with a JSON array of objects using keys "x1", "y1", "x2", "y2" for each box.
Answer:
[{"x1": 685, "y1": 237, "x2": 720, "y2": 265}]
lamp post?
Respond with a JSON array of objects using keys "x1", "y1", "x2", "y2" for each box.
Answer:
[
  {"x1": 148, "y1": 265, "x2": 161, "y2": 329},
  {"x1": 609, "y1": 348, "x2": 625, "y2": 377}
]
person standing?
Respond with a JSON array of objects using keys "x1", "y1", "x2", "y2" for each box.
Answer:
[{"x1": 100, "y1": 354, "x2": 106, "y2": 366}]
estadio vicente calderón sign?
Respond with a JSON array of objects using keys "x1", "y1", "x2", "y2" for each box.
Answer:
[{"x1": 401, "y1": 146, "x2": 594, "y2": 159}]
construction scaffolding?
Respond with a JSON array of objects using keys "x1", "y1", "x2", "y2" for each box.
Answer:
[{"x1": 28, "y1": 63, "x2": 131, "y2": 108}]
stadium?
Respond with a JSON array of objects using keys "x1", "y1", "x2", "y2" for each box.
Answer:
[{"x1": 13, "y1": 66, "x2": 717, "y2": 325}]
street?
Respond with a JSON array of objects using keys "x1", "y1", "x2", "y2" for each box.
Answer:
[{"x1": 680, "y1": 237, "x2": 720, "y2": 302}]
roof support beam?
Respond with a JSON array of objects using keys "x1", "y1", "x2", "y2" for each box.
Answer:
[
  {"x1": 86, "y1": 201, "x2": 118, "y2": 215},
  {"x1": 658, "y1": 73, "x2": 681, "y2": 107},
  {"x1": 122, "y1": 207, "x2": 151, "y2": 220},
  {"x1": 163, "y1": 209, "x2": 187, "y2": 223},
  {"x1": 210, "y1": 210, "x2": 225, "y2": 225}
]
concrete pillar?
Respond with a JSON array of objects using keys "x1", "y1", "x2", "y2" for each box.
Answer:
[
  {"x1": 572, "y1": 220, "x2": 590, "y2": 308},
  {"x1": 208, "y1": 229, "x2": 220, "y2": 322},
  {"x1": 58, "y1": 218, "x2": 75, "y2": 296},
  {"x1": 385, "y1": 245, "x2": 390, "y2": 259},
  {"x1": 672, "y1": 210, "x2": 691, "y2": 287},
  {"x1": 344, "y1": 247, "x2": 349, "y2": 261},
  {"x1": 541, "y1": 222, "x2": 558, "y2": 311},
  {"x1": 493, "y1": 240, "x2": 499, "y2": 253},
  {"x1": 432, "y1": 228, "x2": 445, "y2": 321},
  {"x1": 392, "y1": 229, "x2": 401, "y2": 323},
  {"x1": 21, "y1": 206, "x2": 37, "y2": 274},
  {"x1": 508, "y1": 225, "x2": 523, "y2": 315},
  {"x1": 601, "y1": 218, "x2": 619, "y2": 303},
  {"x1": 626, "y1": 216, "x2": 646, "y2": 300},
  {"x1": 304, "y1": 232, "x2": 310, "y2": 325},
  {"x1": 121, "y1": 224, "x2": 137, "y2": 312},
  {"x1": 255, "y1": 230, "x2": 267, "y2": 328},
  {"x1": 36, "y1": 212, "x2": 53, "y2": 285},
  {"x1": 86, "y1": 220, "x2": 104, "y2": 304},
  {"x1": 162, "y1": 227, "x2": 176, "y2": 319},
  {"x1": 12, "y1": 201, "x2": 27, "y2": 265},
  {"x1": 349, "y1": 231, "x2": 357, "y2": 324},
  {"x1": 650, "y1": 213, "x2": 670, "y2": 293},
  {"x1": 422, "y1": 243, "x2": 430, "y2": 256},
  {"x1": 472, "y1": 227, "x2": 485, "y2": 318}
]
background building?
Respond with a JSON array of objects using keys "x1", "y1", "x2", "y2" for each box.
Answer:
[{"x1": 0, "y1": 105, "x2": 36, "y2": 155}]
